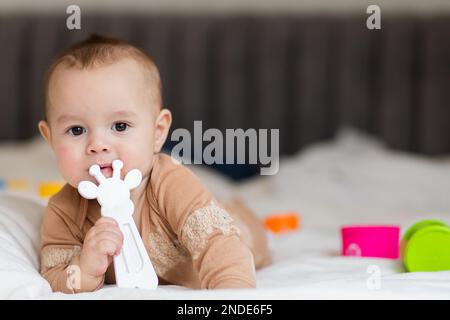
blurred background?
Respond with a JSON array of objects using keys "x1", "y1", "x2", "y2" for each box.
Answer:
[
  {"x1": 0, "y1": 0, "x2": 449, "y2": 180},
  {"x1": 1, "y1": 2, "x2": 450, "y2": 299}
]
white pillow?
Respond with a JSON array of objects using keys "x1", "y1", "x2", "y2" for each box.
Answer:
[{"x1": 0, "y1": 193, "x2": 52, "y2": 298}]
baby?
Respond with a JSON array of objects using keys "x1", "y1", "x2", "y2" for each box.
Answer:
[{"x1": 38, "y1": 34, "x2": 271, "y2": 293}]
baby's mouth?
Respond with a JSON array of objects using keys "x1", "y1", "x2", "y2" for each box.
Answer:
[{"x1": 99, "y1": 164, "x2": 113, "y2": 178}]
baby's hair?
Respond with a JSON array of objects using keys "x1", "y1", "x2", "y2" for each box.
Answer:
[{"x1": 43, "y1": 33, "x2": 162, "y2": 120}]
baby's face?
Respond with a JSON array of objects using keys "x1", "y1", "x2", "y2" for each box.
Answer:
[{"x1": 41, "y1": 58, "x2": 167, "y2": 188}]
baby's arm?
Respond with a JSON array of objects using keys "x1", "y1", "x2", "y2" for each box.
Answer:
[
  {"x1": 179, "y1": 202, "x2": 257, "y2": 289},
  {"x1": 41, "y1": 203, "x2": 123, "y2": 293},
  {"x1": 154, "y1": 159, "x2": 256, "y2": 289}
]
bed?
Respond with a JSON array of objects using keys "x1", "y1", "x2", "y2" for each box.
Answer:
[
  {"x1": 0, "y1": 13, "x2": 449, "y2": 299},
  {"x1": 1, "y1": 128, "x2": 449, "y2": 299}
]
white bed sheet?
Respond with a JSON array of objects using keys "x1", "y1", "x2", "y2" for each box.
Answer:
[{"x1": 0, "y1": 128, "x2": 449, "y2": 299}]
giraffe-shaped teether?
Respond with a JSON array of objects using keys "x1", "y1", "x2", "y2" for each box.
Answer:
[{"x1": 78, "y1": 160, "x2": 158, "y2": 290}]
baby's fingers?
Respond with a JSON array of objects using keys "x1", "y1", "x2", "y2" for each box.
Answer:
[
  {"x1": 95, "y1": 217, "x2": 119, "y2": 228},
  {"x1": 92, "y1": 224, "x2": 124, "y2": 242},
  {"x1": 97, "y1": 238, "x2": 122, "y2": 257}
]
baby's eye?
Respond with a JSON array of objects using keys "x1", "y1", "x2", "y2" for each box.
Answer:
[
  {"x1": 112, "y1": 122, "x2": 129, "y2": 132},
  {"x1": 67, "y1": 126, "x2": 86, "y2": 136}
]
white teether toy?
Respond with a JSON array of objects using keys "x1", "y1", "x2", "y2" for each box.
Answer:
[{"x1": 77, "y1": 160, "x2": 158, "y2": 289}]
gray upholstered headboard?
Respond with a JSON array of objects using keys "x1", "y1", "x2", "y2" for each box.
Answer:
[{"x1": 1, "y1": 14, "x2": 449, "y2": 157}]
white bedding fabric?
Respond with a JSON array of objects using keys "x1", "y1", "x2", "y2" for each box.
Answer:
[{"x1": 0, "y1": 128, "x2": 449, "y2": 299}]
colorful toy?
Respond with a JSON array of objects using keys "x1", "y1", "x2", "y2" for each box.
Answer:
[
  {"x1": 7, "y1": 179, "x2": 31, "y2": 191},
  {"x1": 341, "y1": 225, "x2": 400, "y2": 259},
  {"x1": 264, "y1": 212, "x2": 300, "y2": 233},
  {"x1": 78, "y1": 160, "x2": 158, "y2": 289},
  {"x1": 0, "y1": 178, "x2": 65, "y2": 198},
  {"x1": 401, "y1": 219, "x2": 450, "y2": 272},
  {"x1": 38, "y1": 182, "x2": 64, "y2": 198}
]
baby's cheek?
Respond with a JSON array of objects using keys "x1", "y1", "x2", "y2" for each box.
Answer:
[
  {"x1": 56, "y1": 145, "x2": 84, "y2": 183},
  {"x1": 121, "y1": 143, "x2": 154, "y2": 174}
]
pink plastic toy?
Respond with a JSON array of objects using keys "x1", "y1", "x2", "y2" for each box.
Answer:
[{"x1": 341, "y1": 225, "x2": 400, "y2": 259}]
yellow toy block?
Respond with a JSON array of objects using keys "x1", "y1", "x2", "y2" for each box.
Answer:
[{"x1": 38, "y1": 182, "x2": 64, "y2": 198}]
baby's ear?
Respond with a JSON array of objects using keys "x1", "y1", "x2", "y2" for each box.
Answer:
[
  {"x1": 153, "y1": 109, "x2": 172, "y2": 153},
  {"x1": 78, "y1": 181, "x2": 99, "y2": 199},
  {"x1": 38, "y1": 120, "x2": 52, "y2": 144},
  {"x1": 124, "y1": 169, "x2": 142, "y2": 190}
]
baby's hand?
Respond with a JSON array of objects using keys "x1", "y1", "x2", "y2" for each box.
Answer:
[{"x1": 79, "y1": 217, "x2": 124, "y2": 279}]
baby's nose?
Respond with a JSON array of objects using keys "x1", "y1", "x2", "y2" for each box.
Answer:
[{"x1": 86, "y1": 138, "x2": 111, "y2": 154}]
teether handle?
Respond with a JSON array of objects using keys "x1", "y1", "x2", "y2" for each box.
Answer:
[{"x1": 113, "y1": 216, "x2": 159, "y2": 289}]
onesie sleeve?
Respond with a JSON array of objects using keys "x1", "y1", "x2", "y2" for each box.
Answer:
[
  {"x1": 40, "y1": 185, "x2": 103, "y2": 293},
  {"x1": 152, "y1": 155, "x2": 256, "y2": 289}
]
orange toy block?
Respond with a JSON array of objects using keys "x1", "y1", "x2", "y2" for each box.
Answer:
[{"x1": 264, "y1": 212, "x2": 300, "y2": 233}]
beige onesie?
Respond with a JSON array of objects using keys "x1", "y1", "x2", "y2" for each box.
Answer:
[{"x1": 40, "y1": 153, "x2": 271, "y2": 293}]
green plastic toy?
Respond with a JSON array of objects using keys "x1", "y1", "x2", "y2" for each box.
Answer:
[{"x1": 401, "y1": 219, "x2": 450, "y2": 272}]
